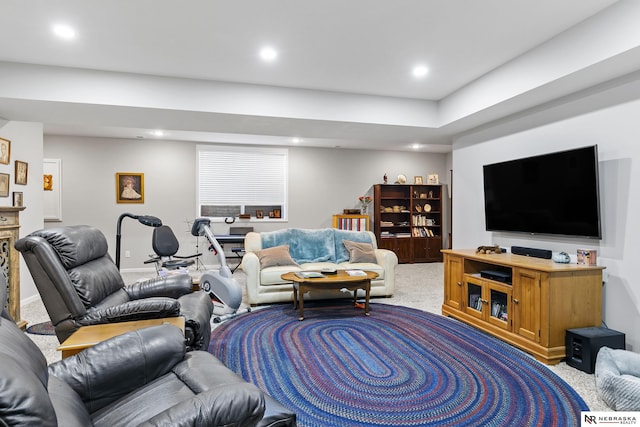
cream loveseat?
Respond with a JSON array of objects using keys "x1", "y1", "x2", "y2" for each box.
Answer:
[{"x1": 243, "y1": 228, "x2": 398, "y2": 305}]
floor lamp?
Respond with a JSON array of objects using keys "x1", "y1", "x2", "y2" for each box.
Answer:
[{"x1": 116, "y1": 213, "x2": 162, "y2": 270}]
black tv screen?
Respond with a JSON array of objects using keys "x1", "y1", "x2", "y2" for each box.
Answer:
[{"x1": 483, "y1": 145, "x2": 602, "y2": 239}]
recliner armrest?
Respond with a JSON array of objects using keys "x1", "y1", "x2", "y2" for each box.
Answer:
[
  {"x1": 177, "y1": 292, "x2": 213, "y2": 351},
  {"x1": 138, "y1": 384, "x2": 265, "y2": 427},
  {"x1": 48, "y1": 325, "x2": 187, "y2": 413},
  {"x1": 124, "y1": 274, "x2": 193, "y2": 299},
  {"x1": 79, "y1": 298, "x2": 181, "y2": 325}
]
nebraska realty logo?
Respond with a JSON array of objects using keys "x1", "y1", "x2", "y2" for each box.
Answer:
[{"x1": 582, "y1": 412, "x2": 639, "y2": 426}]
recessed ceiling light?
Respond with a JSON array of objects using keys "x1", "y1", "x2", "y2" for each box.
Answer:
[
  {"x1": 412, "y1": 65, "x2": 429, "y2": 78},
  {"x1": 291, "y1": 137, "x2": 301, "y2": 143},
  {"x1": 260, "y1": 47, "x2": 278, "y2": 62},
  {"x1": 412, "y1": 143, "x2": 421, "y2": 149},
  {"x1": 52, "y1": 23, "x2": 77, "y2": 40},
  {"x1": 150, "y1": 130, "x2": 164, "y2": 137}
]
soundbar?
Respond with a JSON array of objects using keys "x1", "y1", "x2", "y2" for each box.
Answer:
[
  {"x1": 511, "y1": 246, "x2": 552, "y2": 259},
  {"x1": 511, "y1": 246, "x2": 553, "y2": 259}
]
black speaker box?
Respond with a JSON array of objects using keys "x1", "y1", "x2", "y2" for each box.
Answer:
[
  {"x1": 511, "y1": 246, "x2": 552, "y2": 259},
  {"x1": 565, "y1": 327, "x2": 625, "y2": 374}
]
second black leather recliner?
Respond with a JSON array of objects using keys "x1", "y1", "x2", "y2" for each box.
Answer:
[
  {"x1": 0, "y1": 276, "x2": 296, "y2": 427},
  {"x1": 15, "y1": 225, "x2": 213, "y2": 350}
]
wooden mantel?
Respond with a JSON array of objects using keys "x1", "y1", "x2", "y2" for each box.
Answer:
[{"x1": 1, "y1": 206, "x2": 26, "y2": 329}]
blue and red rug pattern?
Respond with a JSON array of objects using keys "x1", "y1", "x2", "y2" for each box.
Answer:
[{"x1": 209, "y1": 302, "x2": 587, "y2": 426}]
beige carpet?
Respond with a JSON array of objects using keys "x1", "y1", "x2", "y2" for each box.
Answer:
[{"x1": 21, "y1": 262, "x2": 610, "y2": 411}]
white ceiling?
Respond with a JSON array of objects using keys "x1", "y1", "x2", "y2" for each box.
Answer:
[{"x1": 2, "y1": 0, "x2": 639, "y2": 152}]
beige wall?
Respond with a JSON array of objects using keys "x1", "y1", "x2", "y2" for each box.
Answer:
[
  {"x1": 0, "y1": 121, "x2": 44, "y2": 303},
  {"x1": 43, "y1": 136, "x2": 448, "y2": 271},
  {"x1": 452, "y1": 94, "x2": 640, "y2": 351}
]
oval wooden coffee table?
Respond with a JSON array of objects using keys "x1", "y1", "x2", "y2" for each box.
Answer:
[{"x1": 281, "y1": 270, "x2": 378, "y2": 320}]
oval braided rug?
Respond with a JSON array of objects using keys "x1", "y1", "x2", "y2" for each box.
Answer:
[{"x1": 209, "y1": 302, "x2": 587, "y2": 426}]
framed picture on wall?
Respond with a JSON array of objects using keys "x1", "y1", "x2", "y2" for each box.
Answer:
[
  {"x1": 0, "y1": 138, "x2": 10, "y2": 165},
  {"x1": 0, "y1": 173, "x2": 9, "y2": 197},
  {"x1": 15, "y1": 160, "x2": 28, "y2": 185},
  {"x1": 12, "y1": 192, "x2": 23, "y2": 207},
  {"x1": 116, "y1": 172, "x2": 144, "y2": 203}
]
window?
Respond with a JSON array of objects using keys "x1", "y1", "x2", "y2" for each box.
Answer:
[{"x1": 197, "y1": 145, "x2": 288, "y2": 221}]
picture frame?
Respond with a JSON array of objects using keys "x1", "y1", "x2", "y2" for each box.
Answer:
[
  {"x1": 256, "y1": 210, "x2": 264, "y2": 219},
  {"x1": 15, "y1": 160, "x2": 28, "y2": 185},
  {"x1": 0, "y1": 173, "x2": 9, "y2": 197},
  {"x1": 12, "y1": 191, "x2": 23, "y2": 207},
  {"x1": 414, "y1": 176, "x2": 423, "y2": 185},
  {"x1": 427, "y1": 174, "x2": 439, "y2": 185},
  {"x1": 0, "y1": 138, "x2": 10, "y2": 165},
  {"x1": 273, "y1": 208, "x2": 281, "y2": 218},
  {"x1": 116, "y1": 172, "x2": 144, "y2": 204}
]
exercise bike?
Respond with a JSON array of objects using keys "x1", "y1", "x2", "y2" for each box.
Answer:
[{"x1": 191, "y1": 218, "x2": 250, "y2": 323}]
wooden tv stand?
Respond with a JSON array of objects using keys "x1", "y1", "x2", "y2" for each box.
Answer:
[{"x1": 441, "y1": 249, "x2": 604, "y2": 365}]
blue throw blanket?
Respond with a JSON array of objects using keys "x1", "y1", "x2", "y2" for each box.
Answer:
[{"x1": 261, "y1": 228, "x2": 372, "y2": 264}]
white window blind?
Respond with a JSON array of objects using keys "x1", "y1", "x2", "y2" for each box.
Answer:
[{"x1": 197, "y1": 145, "x2": 288, "y2": 220}]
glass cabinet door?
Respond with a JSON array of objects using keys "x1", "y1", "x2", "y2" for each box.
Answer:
[
  {"x1": 487, "y1": 286, "x2": 511, "y2": 330},
  {"x1": 464, "y1": 275, "x2": 511, "y2": 330},
  {"x1": 464, "y1": 279, "x2": 485, "y2": 320}
]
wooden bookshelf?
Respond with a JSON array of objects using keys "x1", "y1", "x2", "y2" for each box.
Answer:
[{"x1": 368, "y1": 184, "x2": 442, "y2": 263}]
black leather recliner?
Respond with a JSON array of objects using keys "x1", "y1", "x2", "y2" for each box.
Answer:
[
  {"x1": 15, "y1": 225, "x2": 213, "y2": 350},
  {"x1": 0, "y1": 278, "x2": 297, "y2": 427}
]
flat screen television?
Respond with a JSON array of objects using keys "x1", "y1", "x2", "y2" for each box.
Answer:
[{"x1": 483, "y1": 145, "x2": 602, "y2": 239}]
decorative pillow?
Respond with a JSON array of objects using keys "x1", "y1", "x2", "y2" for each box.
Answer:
[
  {"x1": 255, "y1": 245, "x2": 299, "y2": 269},
  {"x1": 343, "y1": 240, "x2": 377, "y2": 264},
  {"x1": 334, "y1": 230, "x2": 372, "y2": 263}
]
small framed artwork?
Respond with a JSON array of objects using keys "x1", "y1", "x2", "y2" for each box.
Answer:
[
  {"x1": 116, "y1": 172, "x2": 144, "y2": 203},
  {"x1": 414, "y1": 176, "x2": 423, "y2": 185},
  {"x1": 0, "y1": 173, "x2": 9, "y2": 197},
  {"x1": 44, "y1": 158, "x2": 62, "y2": 221},
  {"x1": 15, "y1": 160, "x2": 28, "y2": 185},
  {"x1": 427, "y1": 174, "x2": 439, "y2": 185},
  {"x1": 12, "y1": 192, "x2": 23, "y2": 207},
  {"x1": 0, "y1": 138, "x2": 10, "y2": 165},
  {"x1": 256, "y1": 210, "x2": 264, "y2": 219},
  {"x1": 273, "y1": 209, "x2": 281, "y2": 218}
]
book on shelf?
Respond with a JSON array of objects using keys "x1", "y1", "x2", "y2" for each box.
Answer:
[
  {"x1": 412, "y1": 215, "x2": 427, "y2": 226},
  {"x1": 412, "y1": 227, "x2": 435, "y2": 237},
  {"x1": 295, "y1": 271, "x2": 326, "y2": 279},
  {"x1": 336, "y1": 216, "x2": 368, "y2": 231}
]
